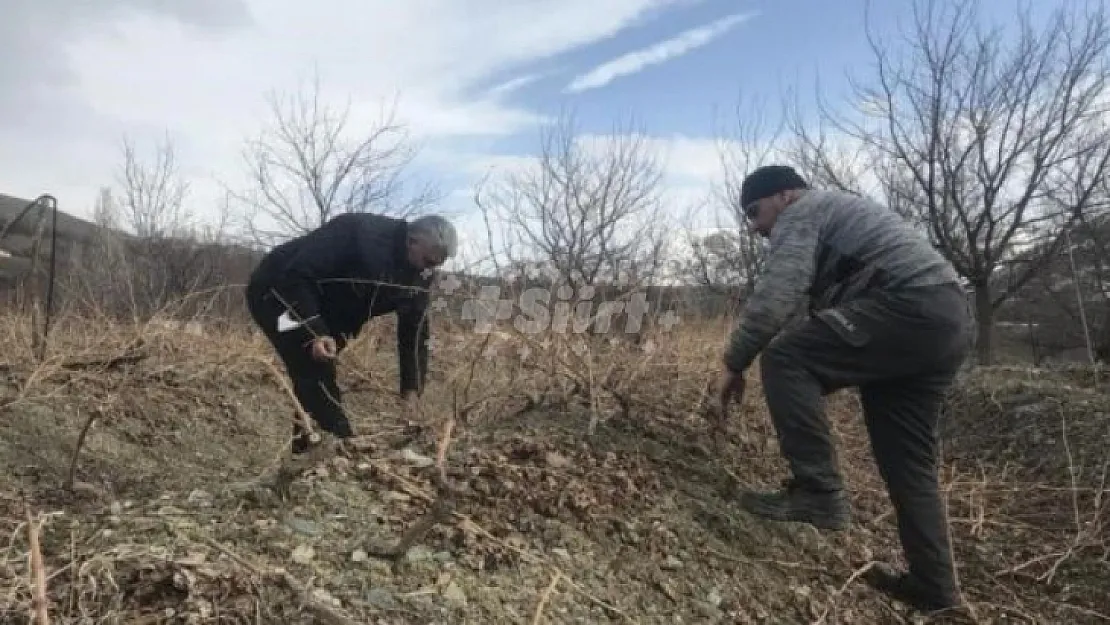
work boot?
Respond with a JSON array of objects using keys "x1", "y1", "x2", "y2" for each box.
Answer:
[
  {"x1": 864, "y1": 562, "x2": 965, "y2": 615},
  {"x1": 739, "y1": 479, "x2": 850, "y2": 530}
]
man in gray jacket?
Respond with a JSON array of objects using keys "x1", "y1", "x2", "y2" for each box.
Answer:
[{"x1": 715, "y1": 165, "x2": 971, "y2": 614}]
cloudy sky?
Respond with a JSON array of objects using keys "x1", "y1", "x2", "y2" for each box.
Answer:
[{"x1": 0, "y1": 0, "x2": 1064, "y2": 253}]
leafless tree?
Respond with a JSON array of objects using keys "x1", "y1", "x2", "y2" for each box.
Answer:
[
  {"x1": 119, "y1": 135, "x2": 191, "y2": 239},
  {"x1": 70, "y1": 137, "x2": 245, "y2": 322},
  {"x1": 783, "y1": 95, "x2": 876, "y2": 196},
  {"x1": 810, "y1": 0, "x2": 1110, "y2": 364},
  {"x1": 234, "y1": 74, "x2": 437, "y2": 246},
  {"x1": 683, "y1": 231, "x2": 753, "y2": 293},
  {"x1": 471, "y1": 112, "x2": 672, "y2": 345},
  {"x1": 703, "y1": 95, "x2": 798, "y2": 301},
  {"x1": 475, "y1": 112, "x2": 669, "y2": 292},
  {"x1": 1021, "y1": 204, "x2": 1110, "y2": 362},
  {"x1": 716, "y1": 95, "x2": 789, "y2": 217}
]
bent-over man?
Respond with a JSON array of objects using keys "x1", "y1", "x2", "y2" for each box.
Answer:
[
  {"x1": 715, "y1": 165, "x2": 972, "y2": 614},
  {"x1": 243, "y1": 212, "x2": 457, "y2": 494}
]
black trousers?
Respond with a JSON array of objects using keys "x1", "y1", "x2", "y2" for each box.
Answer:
[
  {"x1": 759, "y1": 282, "x2": 972, "y2": 596},
  {"x1": 245, "y1": 282, "x2": 354, "y2": 454}
]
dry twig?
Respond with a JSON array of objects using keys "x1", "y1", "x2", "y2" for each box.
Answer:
[
  {"x1": 531, "y1": 570, "x2": 563, "y2": 625},
  {"x1": 24, "y1": 503, "x2": 50, "y2": 625},
  {"x1": 191, "y1": 534, "x2": 357, "y2": 625},
  {"x1": 811, "y1": 561, "x2": 876, "y2": 625}
]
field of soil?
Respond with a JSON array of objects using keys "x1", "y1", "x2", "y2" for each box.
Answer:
[{"x1": 1, "y1": 313, "x2": 1107, "y2": 624}]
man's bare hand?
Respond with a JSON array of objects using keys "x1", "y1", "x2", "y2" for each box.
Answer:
[
  {"x1": 715, "y1": 368, "x2": 746, "y2": 425},
  {"x1": 310, "y1": 336, "x2": 337, "y2": 361}
]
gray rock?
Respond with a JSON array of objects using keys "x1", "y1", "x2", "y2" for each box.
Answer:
[
  {"x1": 544, "y1": 451, "x2": 572, "y2": 469},
  {"x1": 400, "y1": 448, "x2": 435, "y2": 468},
  {"x1": 187, "y1": 489, "x2": 211, "y2": 505},
  {"x1": 442, "y1": 581, "x2": 467, "y2": 607},
  {"x1": 284, "y1": 517, "x2": 320, "y2": 537},
  {"x1": 365, "y1": 588, "x2": 397, "y2": 610},
  {"x1": 661, "y1": 555, "x2": 683, "y2": 570},
  {"x1": 405, "y1": 545, "x2": 435, "y2": 563}
]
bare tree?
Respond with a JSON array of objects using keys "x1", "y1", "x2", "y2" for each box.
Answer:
[
  {"x1": 119, "y1": 135, "x2": 191, "y2": 239},
  {"x1": 671, "y1": 190, "x2": 760, "y2": 308},
  {"x1": 784, "y1": 95, "x2": 876, "y2": 196},
  {"x1": 704, "y1": 95, "x2": 799, "y2": 301},
  {"x1": 813, "y1": 0, "x2": 1110, "y2": 364},
  {"x1": 681, "y1": 230, "x2": 757, "y2": 297},
  {"x1": 70, "y1": 136, "x2": 243, "y2": 322},
  {"x1": 1021, "y1": 204, "x2": 1110, "y2": 362},
  {"x1": 476, "y1": 112, "x2": 669, "y2": 293},
  {"x1": 234, "y1": 74, "x2": 437, "y2": 246}
]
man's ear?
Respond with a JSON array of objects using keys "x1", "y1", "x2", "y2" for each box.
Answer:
[{"x1": 775, "y1": 191, "x2": 795, "y2": 213}]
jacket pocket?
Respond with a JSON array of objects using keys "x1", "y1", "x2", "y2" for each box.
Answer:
[{"x1": 815, "y1": 308, "x2": 870, "y2": 347}]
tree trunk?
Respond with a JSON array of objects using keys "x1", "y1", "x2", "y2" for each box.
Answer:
[
  {"x1": 1096, "y1": 304, "x2": 1110, "y2": 363},
  {"x1": 973, "y1": 280, "x2": 994, "y2": 365}
]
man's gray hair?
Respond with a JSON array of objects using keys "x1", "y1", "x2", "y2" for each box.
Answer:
[{"x1": 409, "y1": 214, "x2": 458, "y2": 258}]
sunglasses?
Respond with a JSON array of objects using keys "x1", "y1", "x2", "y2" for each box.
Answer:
[{"x1": 743, "y1": 200, "x2": 761, "y2": 220}]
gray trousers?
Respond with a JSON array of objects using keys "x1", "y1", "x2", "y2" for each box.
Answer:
[{"x1": 759, "y1": 282, "x2": 971, "y2": 596}]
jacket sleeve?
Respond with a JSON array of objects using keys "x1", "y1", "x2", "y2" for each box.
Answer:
[
  {"x1": 396, "y1": 285, "x2": 430, "y2": 395},
  {"x1": 724, "y1": 206, "x2": 821, "y2": 373},
  {"x1": 270, "y1": 217, "x2": 351, "y2": 340}
]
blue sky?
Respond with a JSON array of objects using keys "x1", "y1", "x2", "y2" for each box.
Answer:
[
  {"x1": 491, "y1": 0, "x2": 1068, "y2": 139},
  {"x1": 411, "y1": 0, "x2": 1068, "y2": 245},
  {"x1": 476, "y1": 0, "x2": 897, "y2": 142},
  {"x1": 0, "y1": 0, "x2": 1076, "y2": 253}
]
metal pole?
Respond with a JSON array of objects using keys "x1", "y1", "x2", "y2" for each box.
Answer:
[{"x1": 1, "y1": 194, "x2": 59, "y2": 360}]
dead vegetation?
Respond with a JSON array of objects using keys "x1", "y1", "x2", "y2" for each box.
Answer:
[{"x1": 0, "y1": 301, "x2": 1106, "y2": 625}]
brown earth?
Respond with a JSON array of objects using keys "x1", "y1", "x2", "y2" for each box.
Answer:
[{"x1": 0, "y1": 313, "x2": 1107, "y2": 624}]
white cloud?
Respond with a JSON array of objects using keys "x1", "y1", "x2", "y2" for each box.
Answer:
[
  {"x1": 0, "y1": 0, "x2": 693, "y2": 224},
  {"x1": 565, "y1": 11, "x2": 757, "y2": 93},
  {"x1": 485, "y1": 74, "x2": 545, "y2": 98}
]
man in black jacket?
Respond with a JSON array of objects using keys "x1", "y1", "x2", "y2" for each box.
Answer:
[{"x1": 242, "y1": 212, "x2": 457, "y2": 495}]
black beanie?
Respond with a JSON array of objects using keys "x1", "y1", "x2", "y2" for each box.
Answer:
[{"x1": 740, "y1": 165, "x2": 808, "y2": 207}]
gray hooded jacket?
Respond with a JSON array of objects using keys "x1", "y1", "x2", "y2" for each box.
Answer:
[{"x1": 724, "y1": 189, "x2": 961, "y2": 373}]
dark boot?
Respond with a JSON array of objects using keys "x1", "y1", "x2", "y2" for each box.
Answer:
[
  {"x1": 739, "y1": 479, "x2": 850, "y2": 530},
  {"x1": 864, "y1": 563, "x2": 965, "y2": 614}
]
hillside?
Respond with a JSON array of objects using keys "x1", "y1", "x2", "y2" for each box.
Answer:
[
  {"x1": 0, "y1": 312, "x2": 1107, "y2": 624},
  {"x1": 0, "y1": 194, "x2": 98, "y2": 281},
  {"x1": 0, "y1": 193, "x2": 101, "y2": 247}
]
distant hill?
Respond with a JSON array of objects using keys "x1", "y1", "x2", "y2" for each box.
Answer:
[
  {"x1": 0, "y1": 193, "x2": 102, "y2": 280},
  {"x1": 0, "y1": 193, "x2": 265, "y2": 318},
  {"x1": 0, "y1": 192, "x2": 265, "y2": 274},
  {"x1": 0, "y1": 193, "x2": 100, "y2": 246}
]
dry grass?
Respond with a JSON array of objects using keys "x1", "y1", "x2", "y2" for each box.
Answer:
[{"x1": 0, "y1": 306, "x2": 1107, "y2": 624}]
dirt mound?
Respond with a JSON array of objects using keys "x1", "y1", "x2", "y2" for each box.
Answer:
[
  {"x1": 937, "y1": 365, "x2": 1109, "y2": 622},
  {"x1": 943, "y1": 365, "x2": 1109, "y2": 484},
  {"x1": 1, "y1": 317, "x2": 1108, "y2": 624}
]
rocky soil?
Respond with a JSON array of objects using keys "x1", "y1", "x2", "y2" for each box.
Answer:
[{"x1": 1, "y1": 321, "x2": 1106, "y2": 624}]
